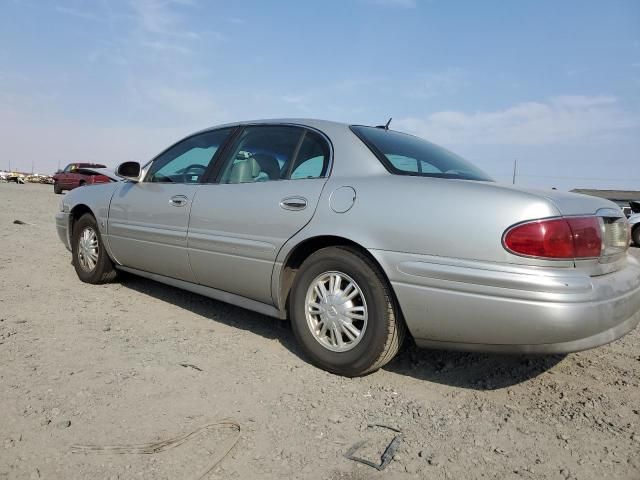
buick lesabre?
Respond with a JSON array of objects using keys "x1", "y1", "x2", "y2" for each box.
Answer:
[{"x1": 56, "y1": 119, "x2": 640, "y2": 376}]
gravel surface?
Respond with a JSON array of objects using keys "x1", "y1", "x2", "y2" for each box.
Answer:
[{"x1": 1, "y1": 182, "x2": 639, "y2": 479}]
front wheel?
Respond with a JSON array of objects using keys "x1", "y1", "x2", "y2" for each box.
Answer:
[
  {"x1": 290, "y1": 246, "x2": 405, "y2": 377},
  {"x1": 53, "y1": 182, "x2": 62, "y2": 194},
  {"x1": 633, "y1": 225, "x2": 640, "y2": 247},
  {"x1": 71, "y1": 213, "x2": 117, "y2": 284}
]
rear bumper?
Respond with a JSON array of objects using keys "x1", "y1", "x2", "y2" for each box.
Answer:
[
  {"x1": 55, "y1": 212, "x2": 71, "y2": 251},
  {"x1": 413, "y1": 313, "x2": 639, "y2": 353},
  {"x1": 370, "y1": 250, "x2": 640, "y2": 353}
]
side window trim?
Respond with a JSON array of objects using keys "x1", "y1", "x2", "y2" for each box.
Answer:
[
  {"x1": 284, "y1": 130, "x2": 307, "y2": 180},
  {"x1": 200, "y1": 126, "x2": 243, "y2": 184},
  {"x1": 168, "y1": 122, "x2": 333, "y2": 185},
  {"x1": 286, "y1": 128, "x2": 332, "y2": 180},
  {"x1": 142, "y1": 127, "x2": 238, "y2": 183}
]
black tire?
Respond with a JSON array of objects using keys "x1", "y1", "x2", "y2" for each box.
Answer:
[
  {"x1": 633, "y1": 225, "x2": 640, "y2": 247},
  {"x1": 53, "y1": 182, "x2": 62, "y2": 194},
  {"x1": 71, "y1": 213, "x2": 117, "y2": 284},
  {"x1": 289, "y1": 246, "x2": 405, "y2": 377}
]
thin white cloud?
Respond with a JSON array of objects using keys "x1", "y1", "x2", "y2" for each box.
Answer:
[
  {"x1": 407, "y1": 68, "x2": 468, "y2": 99},
  {"x1": 55, "y1": 5, "x2": 99, "y2": 20},
  {"x1": 281, "y1": 95, "x2": 309, "y2": 105},
  {"x1": 130, "y1": 0, "x2": 178, "y2": 34},
  {"x1": 140, "y1": 40, "x2": 192, "y2": 55},
  {"x1": 129, "y1": 0, "x2": 200, "y2": 38},
  {"x1": 145, "y1": 86, "x2": 219, "y2": 118},
  {"x1": 395, "y1": 95, "x2": 640, "y2": 146},
  {"x1": 280, "y1": 94, "x2": 313, "y2": 114},
  {"x1": 364, "y1": 0, "x2": 417, "y2": 8},
  {"x1": 225, "y1": 17, "x2": 245, "y2": 25}
]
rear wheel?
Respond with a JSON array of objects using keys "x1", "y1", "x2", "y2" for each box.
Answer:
[
  {"x1": 71, "y1": 213, "x2": 117, "y2": 284},
  {"x1": 289, "y1": 246, "x2": 405, "y2": 377},
  {"x1": 53, "y1": 182, "x2": 62, "y2": 194}
]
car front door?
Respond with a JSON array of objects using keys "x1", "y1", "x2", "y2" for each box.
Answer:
[
  {"x1": 106, "y1": 128, "x2": 235, "y2": 281},
  {"x1": 188, "y1": 125, "x2": 331, "y2": 304},
  {"x1": 60, "y1": 164, "x2": 74, "y2": 188}
]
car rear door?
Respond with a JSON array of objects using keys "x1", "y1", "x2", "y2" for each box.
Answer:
[
  {"x1": 106, "y1": 128, "x2": 235, "y2": 281},
  {"x1": 187, "y1": 125, "x2": 331, "y2": 304}
]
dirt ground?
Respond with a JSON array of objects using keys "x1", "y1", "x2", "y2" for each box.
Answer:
[{"x1": 1, "y1": 182, "x2": 639, "y2": 480}]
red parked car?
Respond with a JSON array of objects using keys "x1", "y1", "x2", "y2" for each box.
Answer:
[{"x1": 52, "y1": 163, "x2": 109, "y2": 194}]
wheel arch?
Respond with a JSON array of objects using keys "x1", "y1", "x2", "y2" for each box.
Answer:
[
  {"x1": 69, "y1": 204, "x2": 95, "y2": 238},
  {"x1": 276, "y1": 235, "x2": 406, "y2": 326}
]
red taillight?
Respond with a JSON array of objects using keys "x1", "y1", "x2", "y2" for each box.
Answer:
[
  {"x1": 567, "y1": 217, "x2": 602, "y2": 257},
  {"x1": 503, "y1": 217, "x2": 602, "y2": 259}
]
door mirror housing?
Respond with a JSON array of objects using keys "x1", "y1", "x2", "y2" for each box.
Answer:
[{"x1": 116, "y1": 161, "x2": 141, "y2": 181}]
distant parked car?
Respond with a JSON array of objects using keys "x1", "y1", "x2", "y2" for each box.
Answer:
[
  {"x1": 55, "y1": 119, "x2": 640, "y2": 376},
  {"x1": 7, "y1": 173, "x2": 26, "y2": 184},
  {"x1": 52, "y1": 163, "x2": 109, "y2": 194}
]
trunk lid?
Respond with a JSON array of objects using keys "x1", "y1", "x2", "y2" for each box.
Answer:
[
  {"x1": 472, "y1": 183, "x2": 630, "y2": 273},
  {"x1": 493, "y1": 185, "x2": 622, "y2": 216}
]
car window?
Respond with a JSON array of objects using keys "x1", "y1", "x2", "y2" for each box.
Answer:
[
  {"x1": 386, "y1": 155, "x2": 442, "y2": 174},
  {"x1": 146, "y1": 128, "x2": 233, "y2": 183},
  {"x1": 64, "y1": 164, "x2": 75, "y2": 173},
  {"x1": 351, "y1": 126, "x2": 492, "y2": 181},
  {"x1": 219, "y1": 126, "x2": 304, "y2": 184},
  {"x1": 288, "y1": 130, "x2": 330, "y2": 180}
]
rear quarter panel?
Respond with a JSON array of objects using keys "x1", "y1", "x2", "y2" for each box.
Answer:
[{"x1": 280, "y1": 175, "x2": 564, "y2": 266}]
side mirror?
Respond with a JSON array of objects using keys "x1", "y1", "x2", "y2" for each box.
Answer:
[{"x1": 116, "y1": 161, "x2": 141, "y2": 181}]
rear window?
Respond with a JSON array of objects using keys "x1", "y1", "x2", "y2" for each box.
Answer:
[{"x1": 351, "y1": 126, "x2": 492, "y2": 181}]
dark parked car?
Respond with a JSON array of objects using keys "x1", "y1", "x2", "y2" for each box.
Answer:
[{"x1": 53, "y1": 163, "x2": 109, "y2": 194}]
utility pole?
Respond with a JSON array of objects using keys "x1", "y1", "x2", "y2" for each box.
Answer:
[
  {"x1": 512, "y1": 159, "x2": 518, "y2": 185},
  {"x1": 31, "y1": 161, "x2": 34, "y2": 175}
]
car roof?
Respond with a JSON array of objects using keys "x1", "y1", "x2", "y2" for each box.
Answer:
[
  {"x1": 196, "y1": 118, "x2": 354, "y2": 134},
  {"x1": 184, "y1": 118, "x2": 389, "y2": 178}
]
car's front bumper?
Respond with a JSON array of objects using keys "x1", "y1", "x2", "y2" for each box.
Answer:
[
  {"x1": 371, "y1": 250, "x2": 640, "y2": 353},
  {"x1": 55, "y1": 212, "x2": 71, "y2": 251}
]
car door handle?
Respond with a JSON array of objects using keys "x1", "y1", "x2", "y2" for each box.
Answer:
[
  {"x1": 280, "y1": 196, "x2": 308, "y2": 211},
  {"x1": 169, "y1": 195, "x2": 188, "y2": 207}
]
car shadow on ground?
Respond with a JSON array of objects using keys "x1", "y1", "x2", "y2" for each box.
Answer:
[
  {"x1": 119, "y1": 274, "x2": 304, "y2": 353},
  {"x1": 119, "y1": 274, "x2": 564, "y2": 391},
  {"x1": 386, "y1": 344, "x2": 565, "y2": 390}
]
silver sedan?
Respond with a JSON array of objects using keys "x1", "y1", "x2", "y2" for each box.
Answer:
[{"x1": 56, "y1": 119, "x2": 640, "y2": 376}]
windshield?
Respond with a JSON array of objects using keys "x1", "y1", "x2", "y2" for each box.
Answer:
[{"x1": 351, "y1": 126, "x2": 492, "y2": 182}]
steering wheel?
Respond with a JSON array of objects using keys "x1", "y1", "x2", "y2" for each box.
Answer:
[{"x1": 182, "y1": 164, "x2": 207, "y2": 183}]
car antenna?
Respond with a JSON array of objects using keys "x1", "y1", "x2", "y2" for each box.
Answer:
[{"x1": 376, "y1": 117, "x2": 392, "y2": 130}]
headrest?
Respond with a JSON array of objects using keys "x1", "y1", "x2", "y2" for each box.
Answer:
[
  {"x1": 252, "y1": 153, "x2": 280, "y2": 180},
  {"x1": 228, "y1": 158, "x2": 261, "y2": 183}
]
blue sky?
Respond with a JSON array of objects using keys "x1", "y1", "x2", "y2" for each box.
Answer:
[{"x1": 1, "y1": 0, "x2": 639, "y2": 190}]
